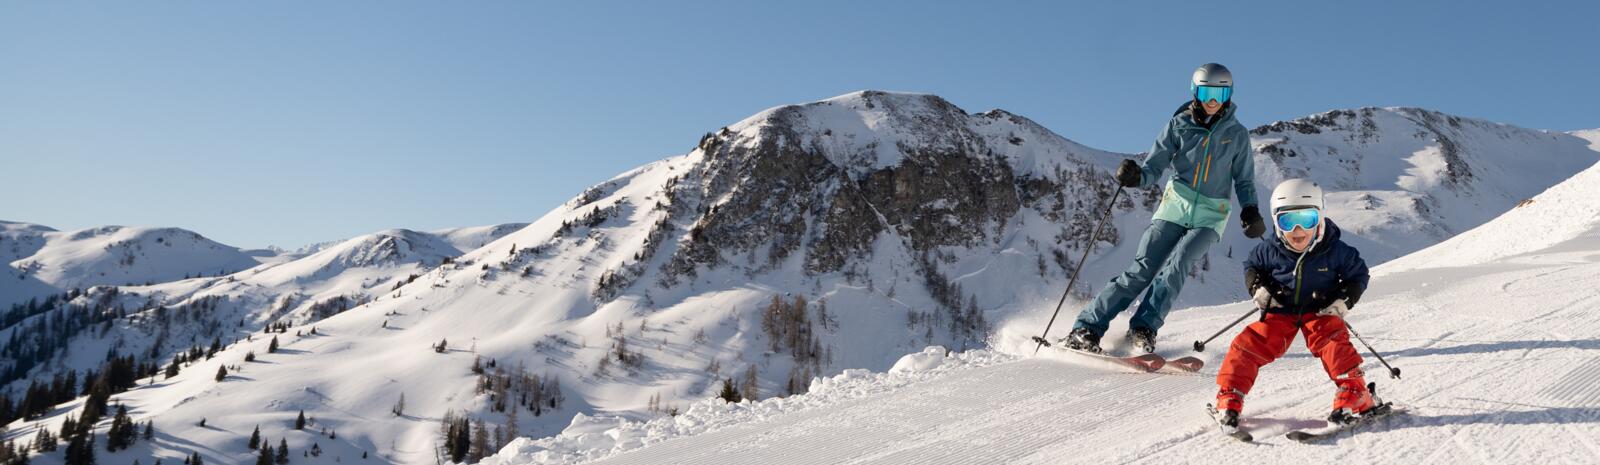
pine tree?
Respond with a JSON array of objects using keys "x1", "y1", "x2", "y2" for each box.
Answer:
[
  {"x1": 295, "y1": 410, "x2": 306, "y2": 430},
  {"x1": 143, "y1": 420, "x2": 154, "y2": 440},
  {"x1": 269, "y1": 336, "x2": 279, "y2": 353},
  {"x1": 106, "y1": 403, "x2": 133, "y2": 451},
  {"x1": 255, "y1": 440, "x2": 272, "y2": 465},
  {"x1": 717, "y1": 378, "x2": 741, "y2": 403},
  {"x1": 275, "y1": 438, "x2": 289, "y2": 464},
  {"x1": 190, "y1": 452, "x2": 203, "y2": 465},
  {"x1": 64, "y1": 432, "x2": 94, "y2": 465},
  {"x1": 165, "y1": 360, "x2": 180, "y2": 379},
  {"x1": 215, "y1": 366, "x2": 228, "y2": 382},
  {"x1": 392, "y1": 393, "x2": 405, "y2": 416},
  {"x1": 4, "y1": 439, "x2": 30, "y2": 465},
  {"x1": 248, "y1": 425, "x2": 261, "y2": 450},
  {"x1": 33, "y1": 427, "x2": 56, "y2": 452},
  {"x1": 59, "y1": 417, "x2": 76, "y2": 440}
]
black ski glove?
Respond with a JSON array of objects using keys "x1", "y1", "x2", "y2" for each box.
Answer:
[
  {"x1": 1339, "y1": 279, "x2": 1366, "y2": 308},
  {"x1": 1240, "y1": 206, "x2": 1266, "y2": 239},
  {"x1": 1115, "y1": 159, "x2": 1141, "y2": 188}
]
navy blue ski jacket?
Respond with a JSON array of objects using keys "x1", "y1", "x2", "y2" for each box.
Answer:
[{"x1": 1243, "y1": 219, "x2": 1370, "y2": 314}]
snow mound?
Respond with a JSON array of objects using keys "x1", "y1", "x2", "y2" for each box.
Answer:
[
  {"x1": 889, "y1": 346, "x2": 949, "y2": 373},
  {"x1": 481, "y1": 349, "x2": 1014, "y2": 465}
]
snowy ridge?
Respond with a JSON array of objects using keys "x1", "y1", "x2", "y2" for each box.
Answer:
[
  {"x1": 1, "y1": 223, "x2": 259, "y2": 306},
  {"x1": 725, "y1": 91, "x2": 1119, "y2": 176}
]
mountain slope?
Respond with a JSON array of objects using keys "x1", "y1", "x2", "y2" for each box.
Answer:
[
  {"x1": 486, "y1": 159, "x2": 1600, "y2": 465},
  {"x1": 2, "y1": 92, "x2": 1594, "y2": 465}
]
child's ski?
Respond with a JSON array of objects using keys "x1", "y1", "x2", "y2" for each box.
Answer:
[
  {"x1": 1285, "y1": 403, "x2": 1404, "y2": 442},
  {"x1": 1204, "y1": 404, "x2": 1253, "y2": 442}
]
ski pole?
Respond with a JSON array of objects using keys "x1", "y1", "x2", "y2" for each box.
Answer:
[
  {"x1": 1344, "y1": 323, "x2": 1401, "y2": 379},
  {"x1": 1032, "y1": 186, "x2": 1124, "y2": 355},
  {"x1": 1192, "y1": 306, "x2": 1259, "y2": 352}
]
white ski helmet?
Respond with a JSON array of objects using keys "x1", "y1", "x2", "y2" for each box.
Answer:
[
  {"x1": 1269, "y1": 178, "x2": 1325, "y2": 240},
  {"x1": 1270, "y1": 178, "x2": 1324, "y2": 214}
]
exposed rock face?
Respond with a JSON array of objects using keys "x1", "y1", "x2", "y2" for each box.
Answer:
[{"x1": 651, "y1": 91, "x2": 1142, "y2": 292}]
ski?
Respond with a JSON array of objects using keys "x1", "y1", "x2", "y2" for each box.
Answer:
[
  {"x1": 1031, "y1": 336, "x2": 1165, "y2": 372},
  {"x1": 1204, "y1": 404, "x2": 1253, "y2": 442},
  {"x1": 1284, "y1": 402, "x2": 1403, "y2": 442},
  {"x1": 1167, "y1": 356, "x2": 1205, "y2": 372}
]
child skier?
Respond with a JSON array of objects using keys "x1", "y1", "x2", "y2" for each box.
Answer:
[{"x1": 1213, "y1": 179, "x2": 1378, "y2": 427}]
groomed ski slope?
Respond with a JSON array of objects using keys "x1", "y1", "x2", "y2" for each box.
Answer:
[{"x1": 488, "y1": 164, "x2": 1600, "y2": 464}]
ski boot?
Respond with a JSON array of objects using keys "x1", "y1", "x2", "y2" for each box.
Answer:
[
  {"x1": 1328, "y1": 377, "x2": 1380, "y2": 425},
  {"x1": 1215, "y1": 387, "x2": 1246, "y2": 415},
  {"x1": 1214, "y1": 406, "x2": 1240, "y2": 428},
  {"x1": 1061, "y1": 327, "x2": 1102, "y2": 353},
  {"x1": 1206, "y1": 398, "x2": 1251, "y2": 442},
  {"x1": 1127, "y1": 327, "x2": 1157, "y2": 354}
]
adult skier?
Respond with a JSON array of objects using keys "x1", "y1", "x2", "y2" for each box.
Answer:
[
  {"x1": 1063, "y1": 63, "x2": 1266, "y2": 353},
  {"x1": 1212, "y1": 179, "x2": 1377, "y2": 427}
]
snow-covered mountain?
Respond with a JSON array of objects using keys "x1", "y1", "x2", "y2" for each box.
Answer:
[
  {"x1": 0, "y1": 223, "x2": 527, "y2": 400},
  {"x1": 1242, "y1": 107, "x2": 1599, "y2": 262},
  {"x1": 487, "y1": 141, "x2": 1600, "y2": 465},
  {"x1": 1, "y1": 222, "x2": 261, "y2": 308},
  {"x1": 2, "y1": 91, "x2": 1595, "y2": 465}
]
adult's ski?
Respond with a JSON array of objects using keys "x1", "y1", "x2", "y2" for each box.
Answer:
[
  {"x1": 1167, "y1": 356, "x2": 1205, "y2": 372},
  {"x1": 1031, "y1": 336, "x2": 1166, "y2": 372}
]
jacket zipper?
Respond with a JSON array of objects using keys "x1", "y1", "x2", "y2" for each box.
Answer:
[
  {"x1": 1290, "y1": 243, "x2": 1331, "y2": 311},
  {"x1": 1187, "y1": 127, "x2": 1216, "y2": 226}
]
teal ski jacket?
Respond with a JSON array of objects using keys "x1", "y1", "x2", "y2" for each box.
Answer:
[{"x1": 1133, "y1": 102, "x2": 1260, "y2": 236}]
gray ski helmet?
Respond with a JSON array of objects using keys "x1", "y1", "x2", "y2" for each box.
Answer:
[{"x1": 1192, "y1": 63, "x2": 1233, "y2": 87}]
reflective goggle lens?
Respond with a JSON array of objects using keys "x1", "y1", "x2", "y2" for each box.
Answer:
[
  {"x1": 1194, "y1": 85, "x2": 1232, "y2": 103},
  {"x1": 1275, "y1": 208, "x2": 1320, "y2": 232}
]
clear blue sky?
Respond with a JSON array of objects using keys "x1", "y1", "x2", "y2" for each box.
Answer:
[{"x1": 3, "y1": 1, "x2": 1595, "y2": 249}]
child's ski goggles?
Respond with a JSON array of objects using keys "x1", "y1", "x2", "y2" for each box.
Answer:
[
  {"x1": 1193, "y1": 85, "x2": 1232, "y2": 104},
  {"x1": 1275, "y1": 207, "x2": 1321, "y2": 232}
]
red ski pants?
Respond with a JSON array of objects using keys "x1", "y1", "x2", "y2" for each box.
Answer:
[{"x1": 1215, "y1": 312, "x2": 1365, "y2": 410}]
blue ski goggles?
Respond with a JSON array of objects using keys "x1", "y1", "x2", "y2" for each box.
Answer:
[
  {"x1": 1275, "y1": 207, "x2": 1321, "y2": 232},
  {"x1": 1193, "y1": 85, "x2": 1232, "y2": 104}
]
